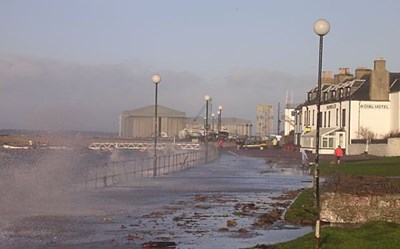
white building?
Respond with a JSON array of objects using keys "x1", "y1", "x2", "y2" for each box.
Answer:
[
  {"x1": 283, "y1": 104, "x2": 296, "y2": 136},
  {"x1": 294, "y1": 58, "x2": 400, "y2": 155}
]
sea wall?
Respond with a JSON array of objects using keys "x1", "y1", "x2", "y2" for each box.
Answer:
[{"x1": 320, "y1": 192, "x2": 400, "y2": 224}]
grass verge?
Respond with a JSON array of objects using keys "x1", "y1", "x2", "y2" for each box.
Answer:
[
  {"x1": 260, "y1": 156, "x2": 400, "y2": 248},
  {"x1": 318, "y1": 156, "x2": 400, "y2": 177}
]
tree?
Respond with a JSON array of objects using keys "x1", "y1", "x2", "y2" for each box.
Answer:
[{"x1": 357, "y1": 127, "x2": 376, "y2": 154}]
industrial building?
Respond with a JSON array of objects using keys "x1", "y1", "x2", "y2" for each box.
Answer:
[
  {"x1": 256, "y1": 104, "x2": 274, "y2": 137},
  {"x1": 120, "y1": 104, "x2": 253, "y2": 139},
  {"x1": 119, "y1": 105, "x2": 185, "y2": 138}
]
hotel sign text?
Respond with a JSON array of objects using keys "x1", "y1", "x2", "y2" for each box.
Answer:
[
  {"x1": 360, "y1": 104, "x2": 389, "y2": 109},
  {"x1": 326, "y1": 104, "x2": 337, "y2": 110}
]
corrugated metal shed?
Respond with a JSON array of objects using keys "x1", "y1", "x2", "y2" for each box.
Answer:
[
  {"x1": 122, "y1": 105, "x2": 185, "y2": 118},
  {"x1": 120, "y1": 105, "x2": 185, "y2": 138}
]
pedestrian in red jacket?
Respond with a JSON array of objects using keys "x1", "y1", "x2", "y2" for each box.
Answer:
[{"x1": 334, "y1": 145, "x2": 344, "y2": 164}]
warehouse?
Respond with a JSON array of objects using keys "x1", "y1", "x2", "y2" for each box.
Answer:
[{"x1": 119, "y1": 105, "x2": 185, "y2": 138}]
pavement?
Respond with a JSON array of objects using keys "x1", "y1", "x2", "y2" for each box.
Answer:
[{"x1": 0, "y1": 149, "x2": 314, "y2": 249}]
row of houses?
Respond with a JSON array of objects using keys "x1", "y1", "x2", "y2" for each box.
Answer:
[
  {"x1": 293, "y1": 58, "x2": 400, "y2": 155},
  {"x1": 119, "y1": 105, "x2": 252, "y2": 139}
]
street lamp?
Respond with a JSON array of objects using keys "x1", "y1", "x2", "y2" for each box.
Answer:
[
  {"x1": 204, "y1": 95, "x2": 211, "y2": 162},
  {"x1": 204, "y1": 95, "x2": 211, "y2": 131},
  {"x1": 313, "y1": 18, "x2": 330, "y2": 248},
  {"x1": 218, "y1": 105, "x2": 222, "y2": 132},
  {"x1": 151, "y1": 74, "x2": 161, "y2": 177},
  {"x1": 211, "y1": 113, "x2": 215, "y2": 131}
]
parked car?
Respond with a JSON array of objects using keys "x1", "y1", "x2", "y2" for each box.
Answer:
[{"x1": 242, "y1": 140, "x2": 267, "y2": 150}]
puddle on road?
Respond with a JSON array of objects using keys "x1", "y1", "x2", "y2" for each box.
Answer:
[{"x1": 89, "y1": 191, "x2": 312, "y2": 249}]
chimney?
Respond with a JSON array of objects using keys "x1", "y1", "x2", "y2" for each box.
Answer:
[
  {"x1": 322, "y1": 71, "x2": 334, "y2": 84},
  {"x1": 334, "y1": 67, "x2": 353, "y2": 84},
  {"x1": 369, "y1": 57, "x2": 389, "y2": 101},
  {"x1": 355, "y1": 67, "x2": 372, "y2": 79}
]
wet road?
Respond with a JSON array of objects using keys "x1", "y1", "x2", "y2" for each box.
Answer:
[{"x1": 1, "y1": 151, "x2": 313, "y2": 249}]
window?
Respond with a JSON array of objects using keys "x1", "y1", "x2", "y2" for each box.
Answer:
[
  {"x1": 332, "y1": 90, "x2": 336, "y2": 99},
  {"x1": 299, "y1": 112, "x2": 302, "y2": 125},
  {"x1": 328, "y1": 111, "x2": 331, "y2": 127},
  {"x1": 336, "y1": 108, "x2": 339, "y2": 126},
  {"x1": 346, "y1": 87, "x2": 351, "y2": 97},
  {"x1": 308, "y1": 92, "x2": 312, "y2": 102},
  {"x1": 339, "y1": 88, "x2": 344, "y2": 98},
  {"x1": 322, "y1": 137, "x2": 328, "y2": 147},
  {"x1": 324, "y1": 112, "x2": 326, "y2": 127},
  {"x1": 308, "y1": 109, "x2": 310, "y2": 126},
  {"x1": 324, "y1": 92, "x2": 328, "y2": 101},
  {"x1": 329, "y1": 137, "x2": 334, "y2": 147},
  {"x1": 312, "y1": 110, "x2": 315, "y2": 126},
  {"x1": 339, "y1": 133, "x2": 344, "y2": 148},
  {"x1": 322, "y1": 136, "x2": 335, "y2": 148},
  {"x1": 342, "y1": 109, "x2": 346, "y2": 127}
]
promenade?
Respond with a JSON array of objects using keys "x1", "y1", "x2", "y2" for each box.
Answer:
[{"x1": 0, "y1": 148, "x2": 313, "y2": 249}]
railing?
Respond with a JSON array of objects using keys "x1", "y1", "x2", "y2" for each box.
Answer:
[
  {"x1": 88, "y1": 142, "x2": 200, "y2": 151},
  {"x1": 48, "y1": 145, "x2": 219, "y2": 194}
]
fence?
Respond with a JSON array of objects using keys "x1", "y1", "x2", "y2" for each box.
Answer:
[{"x1": 49, "y1": 145, "x2": 220, "y2": 194}]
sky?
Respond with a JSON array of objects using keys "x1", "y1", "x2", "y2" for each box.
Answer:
[{"x1": 1, "y1": 0, "x2": 400, "y2": 132}]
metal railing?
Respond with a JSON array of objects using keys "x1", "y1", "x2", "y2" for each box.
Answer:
[
  {"x1": 88, "y1": 142, "x2": 200, "y2": 151},
  {"x1": 48, "y1": 145, "x2": 220, "y2": 194}
]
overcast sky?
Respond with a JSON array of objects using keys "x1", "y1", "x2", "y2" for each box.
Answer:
[{"x1": 1, "y1": 0, "x2": 399, "y2": 132}]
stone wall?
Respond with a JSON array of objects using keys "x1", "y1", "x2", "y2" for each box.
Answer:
[
  {"x1": 347, "y1": 137, "x2": 400, "y2": 156},
  {"x1": 320, "y1": 192, "x2": 400, "y2": 224}
]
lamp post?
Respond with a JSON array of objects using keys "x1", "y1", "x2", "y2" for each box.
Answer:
[
  {"x1": 204, "y1": 95, "x2": 210, "y2": 162},
  {"x1": 204, "y1": 95, "x2": 211, "y2": 131},
  {"x1": 313, "y1": 18, "x2": 330, "y2": 248},
  {"x1": 151, "y1": 74, "x2": 161, "y2": 177},
  {"x1": 218, "y1": 105, "x2": 222, "y2": 132},
  {"x1": 211, "y1": 113, "x2": 215, "y2": 131}
]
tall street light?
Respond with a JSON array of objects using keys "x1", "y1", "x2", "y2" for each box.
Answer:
[
  {"x1": 211, "y1": 113, "x2": 215, "y2": 131},
  {"x1": 204, "y1": 95, "x2": 211, "y2": 131},
  {"x1": 204, "y1": 95, "x2": 211, "y2": 162},
  {"x1": 313, "y1": 18, "x2": 330, "y2": 248},
  {"x1": 152, "y1": 74, "x2": 161, "y2": 177},
  {"x1": 218, "y1": 105, "x2": 222, "y2": 132}
]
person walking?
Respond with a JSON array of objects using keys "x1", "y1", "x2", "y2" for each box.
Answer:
[
  {"x1": 334, "y1": 145, "x2": 344, "y2": 164},
  {"x1": 301, "y1": 149, "x2": 309, "y2": 168}
]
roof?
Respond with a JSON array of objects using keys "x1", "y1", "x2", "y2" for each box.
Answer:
[
  {"x1": 122, "y1": 105, "x2": 185, "y2": 118},
  {"x1": 185, "y1": 117, "x2": 251, "y2": 125},
  {"x1": 303, "y1": 71, "x2": 400, "y2": 105},
  {"x1": 389, "y1": 73, "x2": 400, "y2": 92},
  {"x1": 302, "y1": 127, "x2": 341, "y2": 137}
]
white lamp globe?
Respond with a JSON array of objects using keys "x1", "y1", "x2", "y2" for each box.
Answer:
[
  {"x1": 313, "y1": 19, "x2": 330, "y2": 36},
  {"x1": 152, "y1": 74, "x2": 161, "y2": 84}
]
